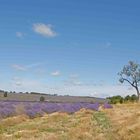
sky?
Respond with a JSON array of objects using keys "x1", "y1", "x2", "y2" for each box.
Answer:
[{"x1": 0, "y1": 0, "x2": 140, "y2": 97}]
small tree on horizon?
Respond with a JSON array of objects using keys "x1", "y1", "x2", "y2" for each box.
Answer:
[
  {"x1": 118, "y1": 61, "x2": 140, "y2": 102},
  {"x1": 4, "y1": 92, "x2": 8, "y2": 97},
  {"x1": 40, "y1": 96, "x2": 45, "y2": 102}
]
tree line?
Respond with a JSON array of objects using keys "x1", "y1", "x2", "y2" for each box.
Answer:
[{"x1": 106, "y1": 94, "x2": 138, "y2": 104}]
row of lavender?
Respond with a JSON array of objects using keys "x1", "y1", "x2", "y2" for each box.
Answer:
[{"x1": 0, "y1": 101, "x2": 112, "y2": 118}]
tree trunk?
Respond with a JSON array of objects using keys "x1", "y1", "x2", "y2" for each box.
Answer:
[{"x1": 135, "y1": 87, "x2": 140, "y2": 102}]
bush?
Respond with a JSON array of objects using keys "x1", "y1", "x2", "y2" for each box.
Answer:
[
  {"x1": 107, "y1": 94, "x2": 138, "y2": 104},
  {"x1": 124, "y1": 95, "x2": 131, "y2": 102},
  {"x1": 107, "y1": 95, "x2": 124, "y2": 104},
  {"x1": 40, "y1": 96, "x2": 45, "y2": 102},
  {"x1": 4, "y1": 92, "x2": 8, "y2": 97},
  {"x1": 131, "y1": 94, "x2": 138, "y2": 102}
]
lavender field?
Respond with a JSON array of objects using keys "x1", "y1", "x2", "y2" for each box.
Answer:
[
  {"x1": 1, "y1": 103, "x2": 140, "y2": 140},
  {"x1": 0, "y1": 101, "x2": 112, "y2": 119}
]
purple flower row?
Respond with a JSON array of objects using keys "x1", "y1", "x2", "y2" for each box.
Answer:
[{"x1": 0, "y1": 101, "x2": 112, "y2": 118}]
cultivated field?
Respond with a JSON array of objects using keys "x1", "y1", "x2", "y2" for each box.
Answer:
[
  {"x1": 0, "y1": 92, "x2": 106, "y2": 103},
  {"x1": 0, "y1": 103, "x2": 140, "y2": 140}
]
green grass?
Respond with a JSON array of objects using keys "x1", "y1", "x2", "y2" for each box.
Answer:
[{"x1": 93, "y1": 112, "x2": 112, "y2": 131}]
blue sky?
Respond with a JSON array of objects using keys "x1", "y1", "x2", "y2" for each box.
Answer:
[{"x1": 0, "y1": 0, "x2": 140, "y2": 97}]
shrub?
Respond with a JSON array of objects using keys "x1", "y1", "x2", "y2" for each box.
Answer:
[
  {"x1": 124, "y1": 95, "x2": 131, "y2": 102},
  {"x1": 107, "y1": 94, "x2": 138, "y2": 104},
  {"x1": 124, "y1": 94, "x2": 138, "y2": 102},
  {"x1": 107, "y1": 95, "x2": 124, "y2": 104},
  {"x1": 4, "y1": 92, "x2": 8, "y2": 97},
  {"x1": 131, "y1": 94, "x2": 138, "y2": 102},
  {"x1": 40, "y1": 96, "x2": 45, "y2": 102}
]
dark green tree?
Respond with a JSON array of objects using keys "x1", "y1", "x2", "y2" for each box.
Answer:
[
  {"x1": 4, "y1": 92, "x2": 8, "y2": 97},
  {"x1": 40, "y1": 96, "x2": 45, "y2": 102},
  {"x1": 124, "y1": 95, "x2": 131, "y2": 102},
  {"x1": 131, "y1": 94, "x2": 138, "y2": 102},
  {"x1": 107, "y1": 95, "x2": 124, "y2": 104}
]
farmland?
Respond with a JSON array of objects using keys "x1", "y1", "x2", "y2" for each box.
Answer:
[
  {"x1": 0, "y1": 92, "x2": 106, "y2": 103},
  {"x1": 0, "y1": 103, "x2": 140, "y2": 140},
  {"x1": 0, "y1": 101, "x2": 102, "y2": 119}
]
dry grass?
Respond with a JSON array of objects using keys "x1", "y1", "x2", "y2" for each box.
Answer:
[
  {"x1": 103, "y1": 103, "x2": 140, "y2": 140},
  {"x1": 0, "y1": 104, "x2": 140, "y2": 140}
]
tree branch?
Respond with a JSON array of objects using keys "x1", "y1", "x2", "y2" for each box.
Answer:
[{"x1": 122, "y1": 78, "x2": 136, "y2": 88}]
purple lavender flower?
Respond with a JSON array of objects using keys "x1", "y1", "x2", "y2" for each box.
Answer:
[
  {"x1": 86, "y1": 102, "x2": 100, "y2": 111},
  {"x1": 103, "y1": 102, "x2": 113, "y2": 109},
  {"x1": 0, "y1": 101, "x2": 104, "y2": 119}
]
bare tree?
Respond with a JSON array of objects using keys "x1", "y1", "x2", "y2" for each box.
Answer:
[{"x1": 118, "y1": 61, "x2": 140, "y2": 102}]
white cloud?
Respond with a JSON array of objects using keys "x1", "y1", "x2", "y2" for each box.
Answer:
[
  {"x1": 11, "y1": 77, "x2": 22, "y2": 86},
  {"x1": 26, "y1": 63, "x2": 43, "y2": 69},
  {"x1": 64, "y1": 74, "x2": 83, "y2": 86},
  {"x1": 0, "y1": 78, "x2": 137, "y2": 98},
  {"x1": 16, "y1": 32, "x2": 24, "y2": 38},
  {"x1": 33, "y1": 23, "x2": 57, "y2": 37},
  {"x1": 51, "y1": 71, "x2": 60, "y2": 76},
  {"x1": 12, "y1": 64, "x2": 26, "y2": 71},
  {"x1": 11, "y1": 63, "x2": 43, "y2": 71},
  {"x1": 51, "y1": 85, "x2": 136, "y2": 98},
  {"x1": 64, "y1": 79, "x2": 83, "y2": 86},
  {"x1": 9, "y1": 77, "x2": 48, "y2": 93}
]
